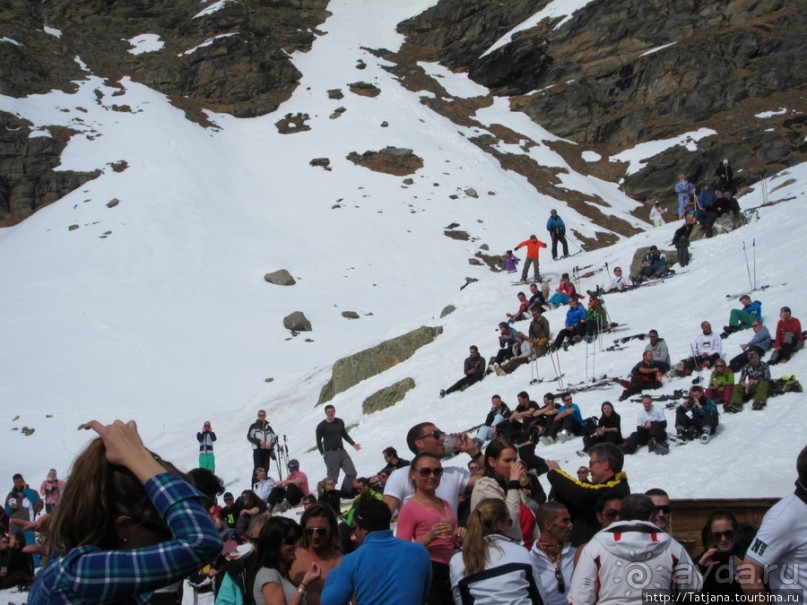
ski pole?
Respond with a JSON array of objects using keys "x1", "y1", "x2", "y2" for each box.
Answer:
[
  {"x1": 742, "y1": 242, "x2": 753, "y2": 291},
  {"x1": 752, "y1": 238, "x2": 756, "y2": 290}
]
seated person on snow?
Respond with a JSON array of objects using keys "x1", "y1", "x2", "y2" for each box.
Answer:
[
  {"x1": 769, "y1": 306, "x2": 804, "y2": 365},
  {"x1": 440, "y1": 345, "x2": 486, "y2": 398},
  {"x1": 540, "y1": 393, "x2": 586, "y2": 445},
  {"x1": 551, "y1": 295, "x2": 586, "y2": 351},
  {"x1": 526, "y1": 282, "x2": 547, "y2": 310},
  {"x1": 727, "y1": 349, "x2": 771, "y2": 412},
  {"x1": 713, "y1": 189, "x2": 740, "y2": 216},
  {"x1": 477, "y1": 394, "x2": 512, "y2": 442},
  {"x1": 674, "y1": 386, "x2": 719, "y2": 443},
  {"x1": 674, "y1": 321, "x2": 722, "y2": 376},
  {"x1": 546, "y1": 273, "x2": 577, "y2": 308},
  {"x1": 728, "y1": 319, "x2": 771, "y2": 372},
  {"x1": 704, "y1": 359, "x2": 735, "y2": 410},
  {"x1": 584, "y1": 292, "x2": 608, "y2": 343},
  {"x1": 491, "y1": 322, "x2": 517, "y2": 368},
  {"x1": 607, "y1": 266, "x2": 633, "y2": 292},
  {"x1": 645, "y1": 330, "x2": 671, "y2": 373},
  {"x1": 506, "y1": 291, "x2": 530, "y2": 323},
  {"x1": 499, "y1": 391, "x2": 539, "y2": 444},
  {"x1": 494, "y1": 332, "x2": 532, "y2": 375},
  {"x1": 721, "y1": 295, "x2": 763, "y2": 338},
  {"x1": 622, "y1": 395, "x2": 669, "y2": 455},
  {"x1": 636, "y1": 246, "x2": 668, "y2": 282},
  {"x1": 528, "y1": 306, "x2": 551, "y2": 359},
  {"x1": 618, "y1": 350, "x2": 664, "y2": 401}
]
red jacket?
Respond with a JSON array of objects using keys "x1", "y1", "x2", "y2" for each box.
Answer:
[
  {"x1": 774, "y1": 317, "x2": 804, "y2": 348},
  {"x1": 516, "y1": 239, "x2": 547, "y2": 259}
]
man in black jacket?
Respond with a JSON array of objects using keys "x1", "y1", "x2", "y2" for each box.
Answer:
[
  {"x1": 439, "y1": 345, "x2": 485, "y2": 398},
  {"x1": 545, "y1": 443, "x2": 630, "y2": 547},
  {"x1": 246, "y1": 409, "x2": 276, "y2": 482},
  {"x1": 316, "y1": 404, "x2": 362, "y2": 496}
]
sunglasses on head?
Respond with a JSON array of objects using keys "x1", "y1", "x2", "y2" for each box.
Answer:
[
  {"x1": 305, "y1": 527, "x2": 328, "y2": 537},
  {"x1": 655, "y1": 505, "x2": 671, "y2": 514},
  {"x1": 417, "y1": 467, "x2": 444, "y2": 477}
]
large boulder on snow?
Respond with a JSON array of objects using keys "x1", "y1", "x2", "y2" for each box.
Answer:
[
  {"x1": 318, "y1": 325, "x2": 442, "y2": 404},
  {"x1": 362, "y1": 378, "x2": 416, "y2": 415}
]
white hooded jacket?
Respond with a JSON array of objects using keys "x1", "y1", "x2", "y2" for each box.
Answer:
[{"x1": 569, "y1": 520, "x2": 702, "y2": 605}]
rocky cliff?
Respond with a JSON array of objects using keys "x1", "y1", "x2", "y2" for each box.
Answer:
[{"x1": 1, "y1": 0, "x2": 803, "y2": 225}]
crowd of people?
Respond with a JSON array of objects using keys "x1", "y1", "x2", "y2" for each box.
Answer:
[
  {"x1": 4, "y1": 169, "x2": 805, "y2": 604},
  {"x1": 6, "y1": 407, "x2": 805, "y2": 604}
]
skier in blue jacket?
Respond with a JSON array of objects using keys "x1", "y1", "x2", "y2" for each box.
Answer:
[{"x1": 546, "y1": 209, "x2": 569, "y2": 260}]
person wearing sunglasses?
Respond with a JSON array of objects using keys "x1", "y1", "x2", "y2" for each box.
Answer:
[
  {"x1": 450, "y1": 498, "x2": 540, "y2": 604},
  {"x1": 382, "y1": 422, "x2": 482, "y2": 520},
  {"x1": 721, "y1": 294, "x2": 763, "y2": 339},
  {"x1": 289, "y1": 504, "x2": 341, "y2": 605},
  {"x1": 569, "y1": 494, "x2": 702, "y2": 604},
  {"x1": 545, "y1": 442, "x2": 630, "y2": 547},
  {"x1": 528, "y1": 502, "x2": 574, "y2": 605},
  {"x1": 252, "y1": 517, "x2": 321, "y2": 605},
  {"x1": 646, "y1": 488, "x2": 672, "y2": 533},
  {"x1": 728, "y1": 320, "x2": 771, "y2": 373},
  {"x1": 573, "y1": 494, "x2": 622, "y2": 566},
  {"x1": 396, "y1": 453, "x2": 457, "y2": 604},
  {"x1": 470, "y1": 438, "x2": 525, "y2": 542},
  {"x1": 704, "y1": 358, "x2": 735, "y2": 410},
  {"x1": 698, "y1": 509, "x2": 744, "y2": 599}
]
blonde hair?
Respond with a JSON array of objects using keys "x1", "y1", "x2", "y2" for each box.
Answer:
[
  {"x1": 48, "y1": 438, "x2": 182, "y2": 554},
  {"x1": 462, "y1": 498, "x2": 510, "y2": 576}
]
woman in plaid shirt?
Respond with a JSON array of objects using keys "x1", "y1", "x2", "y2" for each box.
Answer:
[{"x1": 29, "y1": 419, "x2": 223, "y2": 604}]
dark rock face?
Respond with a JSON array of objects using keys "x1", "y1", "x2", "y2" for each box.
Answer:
[
  {"x1": 0, "y1": 0, "x2": 330, "y2": 116},
  {"x1": 0, "y1": 0, "x2": 330, "y2": 222},
  {"x1": 0, "y1": 113, "x2": 101, "y2": 225},
  {"x1": 398, "y1": 0, "x2": 806, "y2": 207}
]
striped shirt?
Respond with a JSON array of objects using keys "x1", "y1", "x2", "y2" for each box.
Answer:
[{"x1": 29, "y1": 473, "x2": 222, "y2": 604}]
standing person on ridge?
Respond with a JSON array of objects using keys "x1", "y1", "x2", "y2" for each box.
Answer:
[
  {"x1": 247, "y1": 410, "x2": 277, "y2": 483},
  {"x1": 316, "y1": 405, "x2": 361, "y2": 497},
  {"x1": 546, "y1": 209, "x2": 569, "y2": 260},
  {"x1": 514, "y1": 234, "x2": 547, "y2": 283},
  {"x1": 197, "y1": 421, "x2": 216, "y2": 472}
]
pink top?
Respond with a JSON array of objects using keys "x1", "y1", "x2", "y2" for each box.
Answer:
[
  {"x1": 396, "y1": 497, "x2": 456, "y2": 564},
  {"x1": 287, "y1": 471, "x2": 310, "y2": 496}
]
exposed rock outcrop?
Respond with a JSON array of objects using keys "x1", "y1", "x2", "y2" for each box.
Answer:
[
  {"x1": 362, "y1": 378, "x2": 416, "y2": 415},
  {"x1": 318, "y1": 325, "x2": 442, "y2": 404},
  {"x1": 0, "y1": 113, "x2": 101, "y2": 225}
]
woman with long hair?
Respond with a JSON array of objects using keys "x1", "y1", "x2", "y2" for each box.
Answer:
[
  {"x1": 697, "y1": 509, "x2": 744, "y2": 599},
  {"x1": 449, "y1": 498, "x2": 540, "y2": 604},
  {"x1": 29, "y1": 419, "x2": 222, "y2": 603},
  {"x1": 290, "y1": 503, "x2": 342, "y2": 605},
  {"x1": 396, "y1": 453, "x2": 457, "y2": 605},
  {"x1": 252, "y1": 517, "x2": 321, "y2": 605},
  {"x1": 581, "y1": 401, "x2": 622, "y2": 453},
  {"x1": 470, "y1": 438, "x2": 525, "y2": 542}
]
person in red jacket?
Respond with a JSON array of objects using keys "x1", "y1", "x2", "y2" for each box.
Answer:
[
  {"x1": 514, "y1": 234, "x2": 547, "y2": 283},
  {"x1": 769, "y1": 306, "x2": 804, "y2": 365}
]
